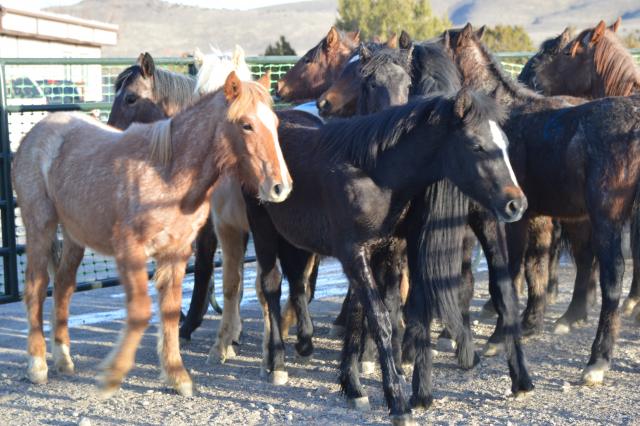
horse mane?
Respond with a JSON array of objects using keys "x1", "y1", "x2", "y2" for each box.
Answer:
[
  {"x1": 152, "y1": 67, "x2": 198, "y2": 110},
  {"x1": 194, "y1": 46, "x2": 253, "y2": 95},
  {"x1": 148, "y1": 118, "x2": 173, "y2": 166},
  {"x1": 592, "y1": 30, "x2": 640, "y2": 96},
  {"x1": 412, "y1": 42, "x2": 462, "y2": 96},
  {"x1": 318, "y1": 91, "x2": 504, "y2": 169},
  {"x1": 226, "y1": 80, "x2": 273, "y2": 122}
]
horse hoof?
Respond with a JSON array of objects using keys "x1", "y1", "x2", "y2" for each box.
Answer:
[
  {"x1": 347, "y1": 396, "x2": 370, "y2": 411},
  {"x1": 53, "y1": 343, "x2": 75, "y2": 375},
  {"x1": 581, "y1": 360, "x2": 609, "y2": 386},
  {"x1": 391, "y1": 413, "x2": 417, "y2": 426},
  {"x1": 269, "y1": 370, "x2": 288, "y2": 385},
  {"x1": 552, "y1": 321, "x2": 571, "y2": 335},
  {"x1": 482, "y1": 342, "x2": 504, "y2": 357},
  {"x1": 295, "y1": 353, "x2": 313, "y2": 364},
  {"x1": 436, "y1": 337, "x2": 457, "y2": 353},
  {"x1": 512, "y1": 388, "x2": 533, "y2": 400},
  {"x1": 410, "y1": 395, "x2": 433, "y2": 410},
  {"x1": 97, "y1": 383, "x2": 120, "y2": 400},
  {"x1": 359, "y1": 361, "x2": 375, "y2": 375},
  {"x1": 174, "y1": 381, "x2": 194, "y2": 397},
  {"x1": 207, "y1": 344, "x2": 236, "y2": 365},
  {"x1": 27, "y1": 356, "x2": 48, "y2": 384},
  {"x1": 621, "y1": 297, "x2": 639, "y2": 316},
  {"x1": 330, "y1": 325, "x2": 345, "y2": 338}
]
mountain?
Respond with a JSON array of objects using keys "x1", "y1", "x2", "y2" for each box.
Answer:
[{"x1": 46, "y1": 0, "x2": 640, "y2": 57}]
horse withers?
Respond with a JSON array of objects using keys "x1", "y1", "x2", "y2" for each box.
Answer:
[{"x1": 13, "y1": 72, "x2": 291, "y2": 397}]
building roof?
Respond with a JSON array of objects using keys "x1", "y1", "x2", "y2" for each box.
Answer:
[{"x1": 0, "y1": 5, "x2": 118, "y2": 46}]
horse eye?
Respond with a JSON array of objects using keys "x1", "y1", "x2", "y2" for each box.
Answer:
[
  {"x1": 304, "y1": 57, "x2": 312, "y2": 64},
  {"x1": 124, "y1": 93, "x2": 137, "y2": 105},
  {"x1": 242, "y1": 123, "x2": 253, "y2": 132},
  {"x1": 472, "y1": 144, "x2": 485, "y2": 153}
]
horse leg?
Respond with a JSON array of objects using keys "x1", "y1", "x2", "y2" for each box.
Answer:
[
  {"x1": 180, "y1": 217, "x2": 217, "y2": 341},
  {"x1": 207, "y1": 222, "x2": 246, "y2": 364},
  {"x1": 339, "y1": 290, "x2": 369, "y2": 410},
  {"x1": 341, "y1": 246, "x2": 411, "y2": 423},
  {"x1": 622, "y1": 216, "x2": 640, "y2": 316},
  {"x1": 332, "y1": 289, "x2": 350, "y2": 338},
  {"x1": 99, "y1": 245, "x2": 152, "y2": 397},
  {"x1": 51, "y1": 232, "x2": 84, "y2": 375},
  {"x1": 23, "y1": 217, "x2": 57, "y2": 384},
  {"x1": 155, "y1": 249, "x2": 193, "y2": 396},
  {"x1": 553, "y1": 220, "x2": 596, "y2": 334},
  {"x1": 581, "y1": 215, "x2": 624, "y2": 385},
  {"x1": 279, "y1": 243, "x2": 315, "y2": 360},
  {"x1": 281, "y1": 253, "x2": 317, "y2": 340},
  {"x1": 546, "y1": 220, "x2": 563, "y2": 305},
  {"x1": 521, "y1": 216, "x2": 552, "y2": 336}
]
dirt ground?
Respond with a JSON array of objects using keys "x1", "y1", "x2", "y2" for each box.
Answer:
[{"x1": 0, "y1": 259, "x2": 638, "y2": 426}]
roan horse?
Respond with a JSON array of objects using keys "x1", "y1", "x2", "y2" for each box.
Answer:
[
  {"x1": 13, "y1": 72, "x2": 291, "y2": 397},
  {"x1": 523, "y1": 18, "x2": 640, "y2": 324},
  {"x1": 245, "y1": 89, "x2": 527, "y2": 424},
  {"x1": 441, "y1": 23, "x2": 640, "y2": 385}
]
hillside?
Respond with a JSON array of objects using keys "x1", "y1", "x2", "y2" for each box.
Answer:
[{"x1": 46, "y1": 0, "x2": 640, "y2": 56}]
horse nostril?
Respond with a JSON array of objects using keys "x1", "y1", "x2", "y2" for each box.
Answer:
[
  {"x1": 317, "y1": 99, "x2": 327, "y2": 111},
  {"x1": 505, "y1": 199, "x2": 523, "y2": 218},
  {"x1": 272, "y1": 184, "x2": 282, "y2": 197}
]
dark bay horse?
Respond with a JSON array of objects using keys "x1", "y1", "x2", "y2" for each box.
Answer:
[
  {"x1": 356, "y1": 40, "x2": 535, "y2": 408},
  {"x1": 441, "y1": 23, "x2": 640, "y2": 386},
  {"x1": 276, "y1": 26, "x2": 360, "y2": 102},
  {"x1": 13, "y1": 72, "x2": 291, "y2": 396},
  {"x1": 246, "y1": 90, "x2": 526, "y2": 424}
]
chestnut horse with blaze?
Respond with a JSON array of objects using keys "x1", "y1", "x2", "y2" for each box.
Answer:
[{"x1": 12, "y1": 72, "x2": 291, "y2": 397}]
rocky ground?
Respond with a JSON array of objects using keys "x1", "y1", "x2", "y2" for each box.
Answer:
[{"x1": 0, "y1": 259, "x2": 638, "y2": 425}]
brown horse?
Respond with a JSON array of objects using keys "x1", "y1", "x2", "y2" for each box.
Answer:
[
  {"x1": 533, "y1": 18, "x2": 639, "y2": 98},
  {"x1": 13, "y1": 72, "x2": 291, "y2": 397},
  {"x1": 276, "y1": 26, "x2": 360, "y2": 102}
]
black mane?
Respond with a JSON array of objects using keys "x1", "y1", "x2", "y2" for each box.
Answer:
[
  {"x1": 411, "y1": 42, "x2": 462, "y2": 96},
  {"x1": 114, "y1": 65, "x2": 142, "y2": 93},
  {"x1": 317, "y1": 91, "x2": 504, "y2": 170},
  {"x1": 360, "y1": 47, "x2": 412, "y2": 78}
]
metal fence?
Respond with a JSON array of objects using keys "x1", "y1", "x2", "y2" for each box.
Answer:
[{"x1": 1, "y1": 50, "x2": 639, "y2": 303}]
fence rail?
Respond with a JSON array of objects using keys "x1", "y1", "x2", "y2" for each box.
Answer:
[{"x1": 1, "y1": 49, "x2": 639, "y2": 303}]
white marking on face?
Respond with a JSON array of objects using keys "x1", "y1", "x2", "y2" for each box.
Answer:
[
  {"x1": 256, "y1": 102, "x2": 290, "y2": 191},
  {"x1": 348, "y1": 54, "x2": 360, "y2": 64},
  {"x1": 488, "y1": 120, "x2": 519, "y2": 187}
]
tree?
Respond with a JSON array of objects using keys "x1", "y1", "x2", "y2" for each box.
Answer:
[
  {"x1": 336, "y1": 0, "x2": 451, "y2": 41},
  {"x1": 482, "y1": 25, "x2": 534, "y2": 52},
  {"x1": 264, "y1": 35, "x2": 297, "y2": 56},
  {"x1": 622, "y1": 30, "x2": 640, "y2": 49}
]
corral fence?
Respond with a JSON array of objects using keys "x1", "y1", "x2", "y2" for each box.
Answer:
[{"x1": 1, "y1": 49, "x2": 639, "y2": 303}]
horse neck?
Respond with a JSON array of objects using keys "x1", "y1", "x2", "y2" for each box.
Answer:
[{"x1": 164, "y1": 93, "x2": 231, "y2": 211}]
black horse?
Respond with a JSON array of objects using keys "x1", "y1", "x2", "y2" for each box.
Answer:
[
  {"x1": 245, "y1": 89, "x2": 526, "y2": 424},
  {"x1": 441, "y1": 23, "x2": 640, "y2": 386}
]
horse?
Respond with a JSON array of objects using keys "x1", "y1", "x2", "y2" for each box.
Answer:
[
  {"x1": 245, "y1": 88, "x2": 526, "y2": 424},
  {"x1": 518, "y1": 27, "x2": 573, "y2": 92},
  {"x1": 316, "y1": 31, "x2": 411, "y2": 117},
  {"x1": 13, "y1": 71, "x2": 291, "y2": 397},
  {"x1": 276, "y1": 26, "x2": 360, "y2": 102},
  {"x1": 440, "y1": 23, "x2": 640, "y2": 385},
  {"x1": 355, "y1": 39, "x2": 535, "y2": 408}
]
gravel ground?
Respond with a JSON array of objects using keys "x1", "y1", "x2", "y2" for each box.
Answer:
[{"x1": 0, "y1": 259, "x2": 638, "y2": 426}]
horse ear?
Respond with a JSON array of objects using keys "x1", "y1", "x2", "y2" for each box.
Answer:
[
  {"x1": 399, "y1": 30, "x2": 412, "y2": 49},
  {"x1": 326, "y1": 26, "x2": 340, "y2": 49},
  {"x1": 257, "y1": 70, "x2": 271, "y2": 91},
  {"x1": 193, "y1": 47, "x2": 204, "y2": 66},
  {"x1": 475, "y1": 25, "x2": 486, "y2": 40},
  {"x1": 386, "y1": 32, "x2": 398, "y2": 49},
  {"x1": 443, "y1": 30, "x2": 452, "y2": 49},
  {"x1": 232, "y1": 45, "x2": 246, "y2": 68},
  {"x1": 610, "y1": 17, "x2": 622, "y2": 33},
  {"x1": 224, "y1": 71, "x2": 242, "y2": 102},
  {"x1": 453, "y1": 89, "x2": 472, "y2": 120},
  {"x1": 591, "y1": 20, "x2": 606, "y2": 44},
  {"x1": 559, "y1": 27, "x2": 572, "y2": 45},
  {"x1": 350, "y1": 30, "x2": 361, "y2": 44},
  {"x1": 459, "y1": 23, "x2": 474, "y2": 46},
  {"x1": 360, "y1": 43, "x2": 372, "y2": 63},
  {"x1": 138, "y1": 52, "x2": 155, "y2": 78}
]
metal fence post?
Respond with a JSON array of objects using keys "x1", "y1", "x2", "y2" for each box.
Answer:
[{"x1": 0, "y1": 62, "x2": 20, "y2": 302}]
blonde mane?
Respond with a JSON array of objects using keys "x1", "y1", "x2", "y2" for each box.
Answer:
[
  {"x1": 148, "y1": 118, "x2": 173, "y2": 167},
  {"x1": 593, "y1": 30, "x2": 640, "y2": 96},
  {"x1": 152, "y1": 68, "x2": 199, "y2": 112},
  {"x1": 227, "y1": 81, "x2": 273, "y2": 122},
  {"x1": 195, "y1": 45, "x2": 253, "y2": 95}
]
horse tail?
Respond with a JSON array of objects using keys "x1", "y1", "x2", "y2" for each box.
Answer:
[{"x1": 418, "y1": 179, "x2": 476, "y2": 368}]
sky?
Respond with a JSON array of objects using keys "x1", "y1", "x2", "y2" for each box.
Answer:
[{"x1": 12, "y1": 0, "x2": 311, "y2": 11}]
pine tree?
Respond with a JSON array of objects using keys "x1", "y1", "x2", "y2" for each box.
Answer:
[{"x1": 264, "y1": 35, "x2": 297, "y2": 56}]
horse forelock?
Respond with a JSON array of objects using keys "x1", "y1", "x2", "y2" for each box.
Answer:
[
  {"x1": 593, "y1": 31, "x2": 640, "y2": 96},
  {"x1": 226, "y1": 81, "x2": 273, "y2": 123},
  {"x1": 360, "y1": 48, "x2": 411, "y2": 78},
  {"x1": 114, "y1": 65, "x2": 141, "y2": 94}
]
